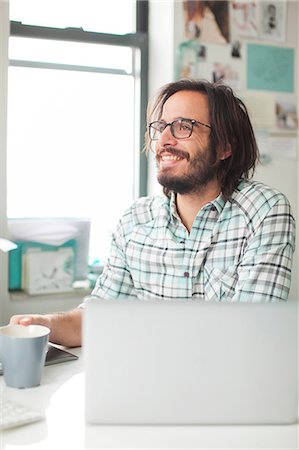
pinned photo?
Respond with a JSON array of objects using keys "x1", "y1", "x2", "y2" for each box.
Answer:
[
  {"x1": 259, "y1": 1, "x2": 286, "y2": 42},
  {"x1": 198, "y1": 44, "x2": 207, "y2": 61},
  {"x1": 231, "y1": 41, "x2": 241, "y2": 58},
  {"x1": 212, "y1": 62, "x2": 240, "y2": 89},
  {"x1": 276, "y1": 99, "x2": 298, "y2": 130},
  {"x1": 183, "y1": 0, "x2": 230, "y2": 44},
  {"x1": 231, "y1": 1, "x2": 258, "y2": 38}
]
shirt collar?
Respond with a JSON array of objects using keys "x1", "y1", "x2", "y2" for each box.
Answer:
[
  {"x1": 210, "y1": 193, "x2": 226, "y2": 214},
  {"x1": 168, "y1": 191, "x2": 226, "y2": 221},
  {"x1": 169, "y1": 193, "x2": 180, "y2": 223}
]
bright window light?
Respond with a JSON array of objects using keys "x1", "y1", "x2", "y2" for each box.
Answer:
[
  {"x1": 9, "y1": 37, "x2": 133, "y2": 73},
  {"x1": 7, "y1": 63, "x2": 137, "y2": 261},
  {"x1": 10, "y1": 0, "x2": 136, "y2": 34},
  {"x1": 7, "y1": 1, "x2": 146, "y2": 270}
]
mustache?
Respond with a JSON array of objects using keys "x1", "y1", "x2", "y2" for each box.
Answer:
[{"x1": 156, "y1": 147, "x2": 190, "y2": 162}]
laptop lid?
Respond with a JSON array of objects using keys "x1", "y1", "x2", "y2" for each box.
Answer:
[{"x1": 83, "y1": 298, "x2": 298, "y2": 425}]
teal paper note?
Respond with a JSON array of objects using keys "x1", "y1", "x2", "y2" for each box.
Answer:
[{"x1": 247, "y1": 43, "x2": 294, "y2": 92}]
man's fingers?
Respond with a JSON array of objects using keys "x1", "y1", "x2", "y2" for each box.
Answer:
[
  {"x1": 10, "y1": 315, "x2": 43, "y2": 326},
  {"x1": 18, "y1": 317, "x2": 32, "y2": 325},
  {"x1": 9, "y1": 315, "x2": 26, "y2": 325}
]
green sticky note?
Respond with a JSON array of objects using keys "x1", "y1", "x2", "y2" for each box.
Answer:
[{"x1": 247, "y1": 43, "x2": 294, "y2": 92}]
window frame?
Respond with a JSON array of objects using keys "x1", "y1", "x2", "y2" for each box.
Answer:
[
  {"x1": 9, "y1": 0, "x2": 149, "y2": 196},
  {"x1": 0, "y1": 3, "x2": 149, "y2": 309}
]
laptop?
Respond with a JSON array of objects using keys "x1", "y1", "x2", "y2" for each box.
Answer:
[{"x1": 83, "y1": 298, "x2": 298, "y2": 425}]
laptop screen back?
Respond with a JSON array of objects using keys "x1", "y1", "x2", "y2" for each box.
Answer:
[{"x1": 84, "y1": 298, "x2": 298, "y2": 425}]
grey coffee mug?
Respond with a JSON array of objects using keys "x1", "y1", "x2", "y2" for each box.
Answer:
[{"x1": 0, "y1": 324, "x2": 50, "y2": 388}]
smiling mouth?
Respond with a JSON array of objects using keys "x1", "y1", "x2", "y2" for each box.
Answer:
[
  {"x1": 160, "y1": 154, "x2": 184, "y2": 162},
  {"x1": 157, "y1": 148, "x2": 190, "y2": 163}
]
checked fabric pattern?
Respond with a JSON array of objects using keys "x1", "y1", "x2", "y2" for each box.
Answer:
[{"x1": 91, "y1": 180, "x2": 295, "y2": 303}]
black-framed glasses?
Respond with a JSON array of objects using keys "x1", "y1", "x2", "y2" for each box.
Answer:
[{"x1": 148, "y1": 118, "x2": 211, "y2": 141}]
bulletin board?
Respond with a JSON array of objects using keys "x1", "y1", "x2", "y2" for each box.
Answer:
[{"x1": 176, "y1": 0, "x2": 298, "y2": 163}]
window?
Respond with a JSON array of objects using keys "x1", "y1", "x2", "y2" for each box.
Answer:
[
  {"x1": 10, "y1": 0, "x2": 137, "y2": 34},
  {"x1": 7, "y1": 1, "x2": 148, "y2": 268}
]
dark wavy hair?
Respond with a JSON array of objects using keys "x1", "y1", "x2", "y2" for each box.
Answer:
[{"x1": 145, "y1": 79, "x2": 259, "y2": 200}]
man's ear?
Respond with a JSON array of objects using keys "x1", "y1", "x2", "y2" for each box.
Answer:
[{"x1": 219, "y1": 145, "x2": 232, "y2": 161}]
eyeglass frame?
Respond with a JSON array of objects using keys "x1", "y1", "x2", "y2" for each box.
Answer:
[{"x1": 148, "y1": 117, "x2": 212, "y2": 141}]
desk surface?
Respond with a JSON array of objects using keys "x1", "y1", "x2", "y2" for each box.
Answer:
[{"x1": 1, "y1": 347, "x2": 298, "y2": 450}]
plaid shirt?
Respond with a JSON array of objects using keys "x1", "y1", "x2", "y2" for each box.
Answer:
[{"x1": 91, "y1": 180, "x2": 295, "y2": 302}]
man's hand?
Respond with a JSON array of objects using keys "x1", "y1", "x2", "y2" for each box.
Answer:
[
  {"x1": 10, "y1": 314, "x2": 52, "y2": 329},
  {"x1": 9, "y1": 309, "x2": 83, "y2": 348}
]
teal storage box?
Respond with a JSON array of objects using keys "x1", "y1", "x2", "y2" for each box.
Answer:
[{"x1": 9, "y1": 239, "x2": 77, "y2": 291}]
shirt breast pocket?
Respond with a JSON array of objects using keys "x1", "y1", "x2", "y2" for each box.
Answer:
[{"x1": 204, "y1": 265, "x2": 238, "y2": 301}]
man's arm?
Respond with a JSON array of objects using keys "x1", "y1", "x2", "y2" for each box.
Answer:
[
  {"x1": 91, "y1": 217, "x2": 135, "y2": 299},
  {"x1": 9, "y1": 308, "x2": 82, "y2": 347},
  {"x1": 233, "y1": 195, "x2": 296, "y2": 301},
  {"x1": 205, "y1": 193, "x2": 296, "y2": 302}
]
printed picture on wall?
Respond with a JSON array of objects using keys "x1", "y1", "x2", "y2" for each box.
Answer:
[
  {"x1": 231, "y1": 1, "x2": 258, "y2": 38},
  {"x1": 183, "y1": 0, "x2": 230, "y2": 44},
  {"x1": 259, "y1": 1, "x2": 286, "y2": 42},
  {"x1": 212, "y1": 61, "x2": 240, "y2": 89},
  {"x1": 276, "y1": 98, "x2": 298, "y2": 130},
  {"x1": 231, "y1": 40, "x2": 242, "y2": 58}
]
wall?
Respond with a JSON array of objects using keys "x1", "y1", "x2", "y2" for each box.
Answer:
[
  {"x1": 148, "y1": 0, "x2": 298, "y2": 299},
  {"x1": 148, "y1": 0, "x2": 175, "y2": 193}
]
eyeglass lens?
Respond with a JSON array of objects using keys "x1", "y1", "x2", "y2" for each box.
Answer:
[{"x1": 150, "y1": 119, "x2": 193, "y2": 140}]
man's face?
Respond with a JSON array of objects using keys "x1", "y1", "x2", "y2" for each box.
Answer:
[{"x1": 154, "y1": 90, "x2": 220, "y2": 195}]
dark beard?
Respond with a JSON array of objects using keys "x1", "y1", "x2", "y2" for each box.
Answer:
[{"x1": 157, "y1": 148, "x2": 219, "y2": 195}]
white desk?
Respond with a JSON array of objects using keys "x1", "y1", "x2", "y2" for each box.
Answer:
[{"x1": 1, "y1": 347, "x2": 298, "y2": 450}]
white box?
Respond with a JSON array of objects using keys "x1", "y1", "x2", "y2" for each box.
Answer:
[{"x1": 23, "y1": 248, "x2": 75, "y2": 295}]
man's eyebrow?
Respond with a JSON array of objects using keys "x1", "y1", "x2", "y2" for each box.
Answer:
[{"x1": 159, "y1": 117, "x2": 194, "y2": 122}]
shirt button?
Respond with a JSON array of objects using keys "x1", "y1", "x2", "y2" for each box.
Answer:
[{"x1": 184, "y1": 271, "x2": 189, "y2": 278}]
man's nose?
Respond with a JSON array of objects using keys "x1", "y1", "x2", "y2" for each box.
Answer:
[{"x1": 158, "y1": 124, "x2": 177, "y2": 147}]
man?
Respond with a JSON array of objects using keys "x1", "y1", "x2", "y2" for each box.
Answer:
[{"x1": 10, "y1": 79, "x2": 296, "y2": 347}]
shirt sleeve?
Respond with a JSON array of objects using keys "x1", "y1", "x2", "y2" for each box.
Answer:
[
  {"x1": 232, "y1": 195, "x2": 296, "y2": 302},
  {"x1": 90, "y1": 219, "x2": 136, "y2": 300}
]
